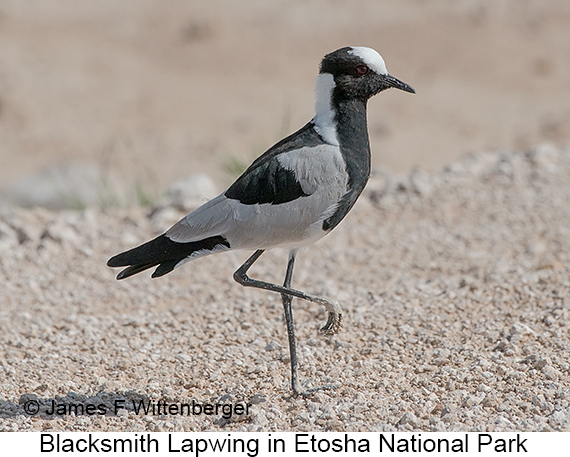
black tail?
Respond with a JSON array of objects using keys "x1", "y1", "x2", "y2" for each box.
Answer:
[{"x1": 107, "y1": 234, "x2": 230, "y2": 280}]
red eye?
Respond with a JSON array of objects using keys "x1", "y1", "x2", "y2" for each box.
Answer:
[{"x1": 356, "y1": 65, "x2": 369, "y2": 76}]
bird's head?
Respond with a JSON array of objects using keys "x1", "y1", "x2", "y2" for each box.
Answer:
[{"x1": 319, "y1": 46, "x2": 415, "y2": 101}]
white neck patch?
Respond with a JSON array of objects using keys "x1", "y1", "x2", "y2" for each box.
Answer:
[
  {"x1": 312, "y1": 73, "x2": 339, "y2": 146},
  {"x1": 348, "y1": 47, "x2": 388, "y2": 75}
]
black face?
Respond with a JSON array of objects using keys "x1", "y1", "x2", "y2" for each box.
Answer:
[{"x1": 320, "y1": 47, "x2": 415, "y2": 100}]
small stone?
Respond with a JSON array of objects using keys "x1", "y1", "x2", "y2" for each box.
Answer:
[
  {"x1": 441, "y1": 405, "x2": 457, "y2": 416},
  {"x1": 548, "y1": 411, "x2": 568, "y2": 427},
  {"x1": 433, "y1": 348, "x2": 451, "y2": 366},
  {"x1": 543, "y1": 315, "x2": 556, "y2": 326},
  {"x1": 398, "y1": 412, "x2": 419, "y2": 428},
  {"x1": 249, "y1": 394, "x2": 267, "y2": 405},
  {"x1": 534, "y1": 358, "x2": 549, "y2": 370},
  {"x1": 543, "y1": 366, "x2": 560, "y2": 381},
  {"x1": 495, "y1": 365, "x2": 508, "y2": 376},
  {"x1": 325, "y1": 419, "x2": 345, "y2": 431},
  {"x1": 254, "y1": 411, "x2": 269, "y2": 427},
  {"x1": 494, "y1": 340, "x2": 508, "y2": 352},
  {"x1": 431, "y1": 404, "x2": 444, "y2": 415},
  {"x1": 264, "y1": 341, "x2": 281, "y2": 351},
  {"x1": 510, "y1": 322, "x2": 535, "y2": 336},
  {"x1": 462, "y1": 396, "x2": 478, "y2": 407},
  {"x1": 494, "y1": 416, "x2": 514, "y2": 429},
  {"x1": 166, "y1": 174, "x2": 218, "y2": 211}
]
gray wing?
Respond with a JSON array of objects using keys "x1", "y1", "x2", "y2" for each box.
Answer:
[
  {"x1": 167, "y1": 143, "x2": 349, "y2": 250},
  {"x1": 108, "y1": 139, "x2": 349, "y2": 280}
]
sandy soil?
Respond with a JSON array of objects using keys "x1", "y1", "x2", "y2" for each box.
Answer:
[
  {"x1": 1, "y1": 144, "x2": 570, "y2": 432},
  {"x1": 1, "y1": 0, "x2": 570, "y2": 202}
]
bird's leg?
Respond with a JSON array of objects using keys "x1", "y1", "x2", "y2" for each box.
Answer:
[
  {"x1": 233, "y1": 250, "x2": 343, "y2": 335},
  {"x1": 233, "y1": 249, "x2": 341, "y2": 395},
  {"x1": 281, "y1": 250, "x2": 302, "y2": 394}
]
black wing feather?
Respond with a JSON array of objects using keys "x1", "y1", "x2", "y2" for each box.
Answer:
[
  {"x1": 224, "y1": 122, "x2": 326, "y2": 205},
  {"x1": 107, "y1": 234, "x2": 230, "y2": 279}
]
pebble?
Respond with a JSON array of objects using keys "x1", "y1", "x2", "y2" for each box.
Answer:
[
  {"x1": 398, "y1": 412, "x2": 419, "y2": 428},
  {"x1": 548, "y1": 411, "x2": 568, "y2": 427}
]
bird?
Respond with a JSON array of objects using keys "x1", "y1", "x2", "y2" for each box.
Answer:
[{"x1": 107, "y1": 46, "x2": 415, "y2": 395}]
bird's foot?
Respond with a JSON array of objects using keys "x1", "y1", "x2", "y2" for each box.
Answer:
[{"x1": 320, "y1": 309, "x2": 343, "y2": 336}]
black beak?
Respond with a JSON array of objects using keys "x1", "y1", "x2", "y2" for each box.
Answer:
[{"x1": 384, "y1": 73, "x2": 415, "y2": 94}]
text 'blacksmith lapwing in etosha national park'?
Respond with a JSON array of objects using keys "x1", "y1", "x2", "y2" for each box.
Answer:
[{"x1": 107, "y1": 46, "x2": 415, "y2": 395}]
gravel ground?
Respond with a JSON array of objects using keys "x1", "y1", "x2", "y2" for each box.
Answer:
[{"x1": 1, "y1": 144, "x2": 570, "y2": 432}]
